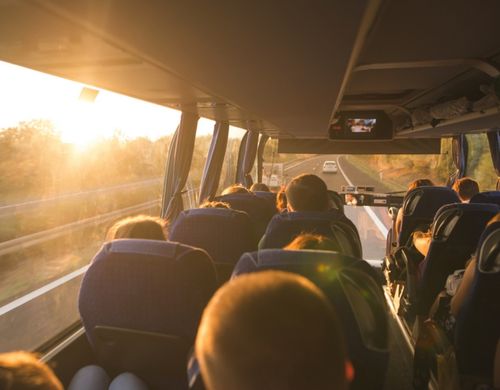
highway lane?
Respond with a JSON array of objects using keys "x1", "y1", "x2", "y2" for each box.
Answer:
[{"x1": 284, "y1": 154, "x2": 394, "y2": 260}]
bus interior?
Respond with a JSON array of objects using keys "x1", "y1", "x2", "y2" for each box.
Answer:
[{"x1": 0, "y1": 1, "x2": 499, "y2": 389}]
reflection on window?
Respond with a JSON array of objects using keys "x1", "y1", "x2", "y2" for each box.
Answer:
[{"x1": 466, "y1": 133, "x2": 497, "y2": 191}]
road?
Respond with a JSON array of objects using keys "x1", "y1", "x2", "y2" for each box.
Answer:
[{"x1": 284, "y1": 154, "x2": 393, "y2": 260}]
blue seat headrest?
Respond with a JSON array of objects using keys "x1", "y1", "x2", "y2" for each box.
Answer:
[
  {"x1": 79, "y1": 239, "x2": 217, "y2": 346},
  {"x1": 470, "y1": 191, "x2": 500, "y2": 206},
  {"x1": 232, "y1": 249, "x2": 389, "y2": 390},
  {"x1": 477, "y1": 220, "x2": 500, "y2": 273},
  {"x1": 259, "y1": 211, "x2": 360, "y2": 255},
  {"x1": 417, "y1": 203, "x2": 498, "y2": 315},
  {"x1": 399, "y1": 186, "x2": 459, "y2": 246},
  {"x1": 454, "y1": 221, "x2": 500, "y2": 378},
  {"x1": 169, "y1": 208, "x2": 257, "y2": 265}
]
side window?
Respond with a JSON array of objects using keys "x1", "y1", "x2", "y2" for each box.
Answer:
[
  {"x1": 217, "y1": 126, "x2": 246, "y2": 194},
  {"x1": 0, "y1": 60, "x2": 179, "y2": 351},
  {"x1": 466, "y1": 133, "x2": 497, "y2": 191}
]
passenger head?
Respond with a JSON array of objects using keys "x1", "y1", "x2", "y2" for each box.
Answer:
[
  {"x1": 407, "y1": 178, "x2": 434, "y2": 193},
  {"x1": 106, "y1": 215, "x2": 167, "y2": 241},
  {"x1": 200, "y1": 201, "x2": 231, "y2": 209},
  {"x1": 285, "y1": 234, "x2": 340, "y2": 252},
  {"x1": 452, "y1": 177, "x2": 480, "y2": 202},
  {"x1": 276, "y1": 186, "x2": 287, "y2": 212},
  {"x1": 250, "y1": 183, "x2": 270, "y2": 192},
  {"x1": 0, "y1": 351, "x2": 63, "y2": 390},
  {"x1": 285, "y1": 174, "x2": 329, "y2": 212},
  {"x1": 221, "y1": 184, "x2": 251, "y2": 195},
  {"x1": 196, "y1": 271, "x2": 349, "y2": 390}
]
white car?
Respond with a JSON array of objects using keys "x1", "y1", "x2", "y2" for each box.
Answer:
[{"x1": 322, "y1": 161, "x2": 338, "y2": 173}]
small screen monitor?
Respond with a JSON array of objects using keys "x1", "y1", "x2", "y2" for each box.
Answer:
[
  {"x1": 346, "y1": 118, "x2": 376, "y2": 133},
  {"x1": 329, "y1": 111, "x2": 392, "y2": 140}
]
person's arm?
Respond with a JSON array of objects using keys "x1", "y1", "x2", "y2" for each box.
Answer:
[{"x1": 450, "y1": 258, "x2": 476, "y2": 317}]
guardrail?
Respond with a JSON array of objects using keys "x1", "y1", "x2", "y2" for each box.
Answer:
[
  {"x1": 0, "y1": 178, "x2": 162, "y2": 217},
  {"x1": 0, "y1": 200, "x2": 160, "y2": 258}
]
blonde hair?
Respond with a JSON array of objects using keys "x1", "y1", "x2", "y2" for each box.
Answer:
[
  {"x1": 200, "y1": 201, "x2": 231, "y2": 209},
  {"x1": 106, "y1": 215, "x2": 167, "y2": 241},
  {"x1": 196, "y1": 271, "x2": 348, "y2": 390},
  {"x1": 0, "y1": 351, "x2": 63, "y2": 390},
  {"x1": 221, "y1": 184, "x2": 250, "y2": 195},
  {"x1": 285, "y1": 234, "x2": 340, "y2": 252},
  {"x1": 407, "y1": 178, "x2": 434, "y2": 193}
]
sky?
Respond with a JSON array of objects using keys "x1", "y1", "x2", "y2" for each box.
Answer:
[{"x1": 0, "y1": 60, "x2": 243, "y2": 146}]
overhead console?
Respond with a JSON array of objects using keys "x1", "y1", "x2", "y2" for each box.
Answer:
[{"x1": 329, "y1": 111, "x2": 393, "y2": 140}]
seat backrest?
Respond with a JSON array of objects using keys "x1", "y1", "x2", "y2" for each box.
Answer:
[
  {"x1": 80, "y1": 239, "x2": 217, "y2": 348},
  {"x1": 215, "y1": 192, "x2": 275, "y2": 237},
  {"x1": 259, "y1": 210, "x2": 361, "y2": 257},
  {"x1": 253, "y1": 190, "x2": 277, "y2": 210},
  {"x1": 470, "y1": 191, "x2": 500, "y2": 206},
  {"x1": 399, "y1": 186, "x2": 459, "y2": 247},
  {"x1": 169, "y1": 208, "x2": 258, "y2": 282},
  {"x1": 417, "y1": 203, "x2": 499, "y2": 315},
  {"x1": 454, "y1": 221, "x2": 500, "y2": 379},
  {"x1": 232, "y1": 249, "x2": 389, "y2": 390}
]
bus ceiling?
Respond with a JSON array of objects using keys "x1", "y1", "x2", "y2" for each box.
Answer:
[{"x1": 0, "y1": 1, "x2": 499, "y2": 139}]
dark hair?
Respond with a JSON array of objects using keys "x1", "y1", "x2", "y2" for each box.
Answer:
[
  {"x1": 452, "y1": 177, "x2": 480, "y2": 201},
  {"x1": 0, "y1": 351, "x2": 63, "y2": 390},
  {"x1": 250, "y1": 183, "x2": 271, "y2": 192},
  {"x1": 284, "y1": 234, "x2": 340, "y2": 252},
  {"x1": 285, "y1": 174, "x2": 329, "y2": 212},
  {"x1": 221, "y1": 184, "x2": 251, "y2": 195},
  {"x1": 107, "y1": 215, "x2": 167, "y2": 241}
]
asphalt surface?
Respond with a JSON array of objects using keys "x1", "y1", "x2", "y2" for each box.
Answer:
[{"x1": 284, "y1": 154, "x2": 393, "y2": 260}]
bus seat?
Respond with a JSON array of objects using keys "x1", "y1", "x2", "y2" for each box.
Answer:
[
  {"x1": 79, "y1": 239, "x2": 217, "y2": 386},
  {"x1": 215, "y1": 193, "x2": 275, "y2": 237},
  {"x1": 454, "y1": 221, "x2": 500, "y2": 381},
  {"x1": 253, "y1": 190, "x2": 277, "y2": 211},
  {"x1": 232, "y1": 249, "x2": 389, "y2": 390},
  {"x1": 417, "y1": 203, "x2": 498, "y2": 316},
  {"x1": 398, "y1": 186, "x2": 459, "y2": 247},
  {"x1": 470, "y1": 191, "x2": 500, "y2": 206},
  {"x1": 169, "y1": 208, "x2": 258, "y2": 283},
  {"x1": 259, "y1": 210, "x2": 362, "y2": 258}
]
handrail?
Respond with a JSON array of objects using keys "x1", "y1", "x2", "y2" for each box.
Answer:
[
  {"x1": 0, "y1": 178, "x2": 161, "y2": 217},
  {"x1": 0, "y1": 200, "x2": 159, "y2": 258}
]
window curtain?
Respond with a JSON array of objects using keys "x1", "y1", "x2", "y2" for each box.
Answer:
[
  {"x1": 161, "y1": 112, "x2": 198, "y2": 220},
  {"x1": 486, "y1": 129, "x2": 500, "y2": 190},
  {"x1": 198, "y1": 121, "x2": 229, "y2": 203},
  {"x1": 236, "y1": 130, "x2": 259, "y2": 187},
  {"x1": 447, "y1": 134, "x2": 468, "y2": 187}
]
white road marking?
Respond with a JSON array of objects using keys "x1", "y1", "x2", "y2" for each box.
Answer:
[
  {"x1": 336, "y1": 156, "x2": 389, "y2": 238},
  {"x1": 0, "y1": 265, "x2": 89, "y2": 316},
  {"x1": 284, "y1": 156, "x2": 322, "y2": 172}
]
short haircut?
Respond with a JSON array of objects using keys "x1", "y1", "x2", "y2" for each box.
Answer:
[
  {"x1": 284, "y1": 234, "x2": 341, "y2": 252},
  {"x1": 106, "y1": 215, "x2": 167, "y2": 241},
  {"x1": 250, "y1": 183, "x2": 270, "y2": 192},
  {"x1": 196, "y1": 271, "x2": 348, "y2": 390},
  {"x1": 0, "y1": 351, "x2": 63, "y2": 390},
  {"x1": 221, "y1": 184, "x2": 251, "y2": 195},
  {"x1": 285, "y1": 174, "x2": 329, "y2": 212},
  {"x1": 452, "y1": 177, "x2": 480, "y2": 201}
]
